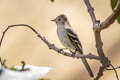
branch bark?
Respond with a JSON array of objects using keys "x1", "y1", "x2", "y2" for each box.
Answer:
[
  {"x1": 84, "y1": 0, "x2": 120, "y2": 80},
  {"x1": 110, "y1": 64, "x2": 119, "y2": 80},
  {"x1": 101, "y1": 0, "x2": 120, "y2": 30},
  {"x1": 0, "y1": 0, "x2": 119, "y2": 79},
  {"x1": 0, "y1": 24, "x2": 100, "y2": 60}
]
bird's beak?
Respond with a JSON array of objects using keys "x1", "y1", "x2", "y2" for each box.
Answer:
[{"x1": 51, "y1": 19, "x2": 55, "y2": 22}]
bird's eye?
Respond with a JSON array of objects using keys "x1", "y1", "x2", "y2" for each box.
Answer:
[{"x1": 58, "y1": 18, "x2": 61, "y2": 21}]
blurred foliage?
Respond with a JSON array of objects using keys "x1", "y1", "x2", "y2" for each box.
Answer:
[
  {"x1": 111, "y1": 0, "x2": 120, "y2": 23},
  {"x1": 50, "y1": 0, "x2": 54, "y2": 3},
  {"x1": 40, "y1": 78, "x2": 46, "y2": 80},
  {"x1": 40, "y1": 78, "x2": 50, "y2": 80},
  {"x1": 117, "y1": 16, "x2": 120, "y2": 23},
  {"x1": 9, "y1": 66, "x2": 17, "y2": 71}
]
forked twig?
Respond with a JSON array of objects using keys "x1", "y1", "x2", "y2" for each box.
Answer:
[
  {"x1": 110, "y1": 64, "x2": 119, "y2": 80},
  {"x1": 84, "y1": 0, "x2": 120, "y2": 80}
]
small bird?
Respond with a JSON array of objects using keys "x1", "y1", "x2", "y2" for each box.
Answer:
[{"x1": 51, "y1": 14, "x2": 94, "y2": 77}]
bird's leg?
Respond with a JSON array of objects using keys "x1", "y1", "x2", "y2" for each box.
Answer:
[
  {"x1": 58, "y1": 48, "x2": 68, "y2": 53},
  {"x1": 70, "y1": 49, "x2": 77, "y2": 58}
]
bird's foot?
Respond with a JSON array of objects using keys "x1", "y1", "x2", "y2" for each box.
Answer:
[
  {"x1": 58, "y1": 49, "x2": 63, "y2": 53},
  {"x1": 71, "y1": 53, "x2": 76, "y2": 58},
  {"x1": 58, "y1": 48, "x2": 67, "y2": 53},
  {"x1": 70, "y1": 49, "x2": 77, "y2": 58}
]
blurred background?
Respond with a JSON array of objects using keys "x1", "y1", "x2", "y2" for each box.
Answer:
[{"x1": 0, "y1": 0, "x2": 120, "y2": 80}]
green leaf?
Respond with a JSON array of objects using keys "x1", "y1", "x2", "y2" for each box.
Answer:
[
  {"x1": 39, "y1": 78, "x2": 50, "y2": 80},
  {"x1": 111, "y1": 0, "x2": 120, "y2": 24},
  {"x1": 9, "y1": 66, "x2": 17, "y2": 71},
  {"x1": 40, "y1": 79, "x2": 45, "y2": 80},
  {"x1": 111, "y1": 0, "x2": 118, "y2": 10},
  {"x1": 39, "y1": 78, "x2": 47, "y2": 80},
  {"x1": 117, "y1": 16, "x2": 120, "y2": 23}
]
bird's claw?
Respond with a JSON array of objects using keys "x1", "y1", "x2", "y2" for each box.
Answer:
[
  {"x1": 58, "y1": 49, "x2": 63, "y2": 53},
  {"x1": 71, "y1": 53, "x2": 76, "y2": 58},
  {"x1": 58, "y1": 48, "x2": 67, "y2": 53},
  {"x1": 70, "y1": 49, "x2": 77, "y2": 58}
]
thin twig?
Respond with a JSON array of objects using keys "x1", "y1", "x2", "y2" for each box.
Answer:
[
  {"x1": 19, "y1": 61, "x2": 30, "y2": 71},
  {"x1": 0, "y1": 57, "x2": 3, "y2": 67},
  {"x1": 110, "y1": 64, "x2": 119, "y2": 80},
  {"x1": 106, "y1": 66, "x2": 120, "y2": 70},
  {"x1": 0, "y1": 24, "x2": 100, "y2": 60},
  {"x1": 0, "y1": 57, "x2": 7, "y2": 68}
]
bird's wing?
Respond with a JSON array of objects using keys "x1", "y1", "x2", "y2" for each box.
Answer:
[{"x1": 66, "y1": 28, "x2": 83, "y2": 54}]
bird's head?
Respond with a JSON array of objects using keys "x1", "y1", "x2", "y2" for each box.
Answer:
[{"x1": 51, "y1": 14, "x2": 68, "y2": 25}]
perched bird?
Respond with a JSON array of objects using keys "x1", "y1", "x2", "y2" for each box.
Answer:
[{"x1": 51, "y1": 14, "x2": 94, "y2": 77}]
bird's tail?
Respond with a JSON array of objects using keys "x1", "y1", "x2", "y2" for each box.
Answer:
[{"x1": 81, "y1": 58, "x2": 94, "y2": 77}]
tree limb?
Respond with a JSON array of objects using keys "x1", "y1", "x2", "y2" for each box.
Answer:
[
  {"x1": 101, "y1": 0, "x2": 120, "y2": 30},
  {"x1": 84, "y1": 0, "x2": 120, "y2": 80},
  {"x1": 0, "y1": 24, "x2": 100, "y2": 60}
]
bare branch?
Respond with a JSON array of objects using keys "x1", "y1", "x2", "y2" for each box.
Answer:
[
  {"x1": 84, "y1": 0, "x2": 120, "y2": 79},
  {"x1": 106, "y1": 65, "x2": 120, "y2": 70},
  {"x1": 94, "y1": 65, "x2": 105, "y2": 80},
  {"x1": 110, "y1": 64, "x2": 119, "y2": 80},
  {"x1": 84, "y1": 0, "x2": 108, "y2": 63},
  {"x1": 19, "y1": 61, "x2": 30, "y2": 71},
  {"x1": 84, "y1": 0, "x2": 97, "y2": 25},
  {"x1": 0, "y1": 24, "x2": 100, "y2": 60},
  {"x1": 0, "y1": 57, "x2": 7, "y2": 68},
  {"x1": 101, "y1": 0, "x2": 120, "y2": 30}
]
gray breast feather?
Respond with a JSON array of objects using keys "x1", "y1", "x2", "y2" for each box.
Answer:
[{"x1": 57, "y1": 26, "x2": 76, "y2": 51}]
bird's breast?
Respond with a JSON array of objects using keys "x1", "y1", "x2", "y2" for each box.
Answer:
[
  {"x1": 57, "y1": 27, "x2": 76, "y2": 51},
  {"x1": 57, "y1": 27, "x2": 67, "y2": 45}
]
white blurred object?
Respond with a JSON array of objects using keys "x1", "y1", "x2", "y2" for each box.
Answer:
[{"x1": 0, "y1": 65, "x2": 51, "y2": 80}]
